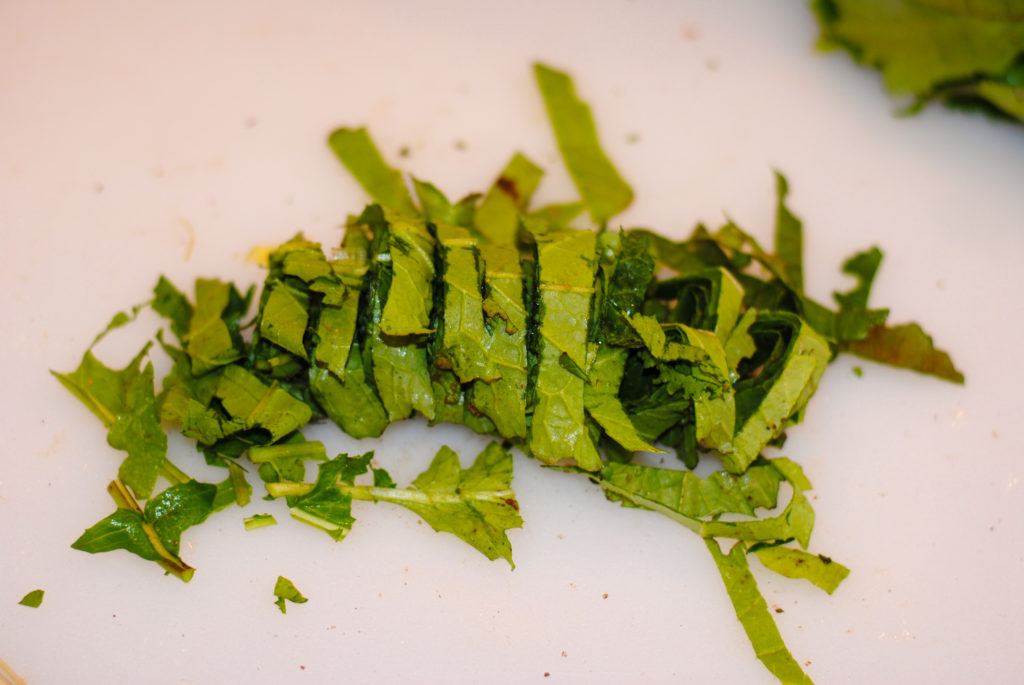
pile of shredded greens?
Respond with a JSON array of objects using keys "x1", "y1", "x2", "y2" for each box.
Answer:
[
  {"x1": 814, "y1": 0, "x2": 1024, "y2": 124},
  {"x1": 53, "y1": 63, "x2": 962, "y2": 684}
]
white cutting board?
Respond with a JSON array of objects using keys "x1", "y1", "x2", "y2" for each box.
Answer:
[{"x1": 2, "y1": 1, "x2": 1023, "y2": 683}]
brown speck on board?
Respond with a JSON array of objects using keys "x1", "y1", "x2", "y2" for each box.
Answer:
[
  {"x1": 399, "y1": 146, "x2": 411, "y2": 158},
  {"x1": 454, "y1": 139, "x2": 467, "y2": 151},
  {"x1": 681, "y1": 24, "x2": 700, "y2": 40},
  {"x1": 544, "y1": 673, "x2": 550, "y2": 678},
  {"x1": 602, "y1": 593, "x2": 609, "y2": 599}
]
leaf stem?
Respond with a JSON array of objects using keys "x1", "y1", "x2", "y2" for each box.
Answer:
[
  {"x1": 105, "y1": 479, "x2": 195, "y2": 582},
  {"x1": 249, "y1": 441, "x2": 326, "y2": 463},
  {"x1": 160, "y1": 457, "x2": 191, "y2": 485}
]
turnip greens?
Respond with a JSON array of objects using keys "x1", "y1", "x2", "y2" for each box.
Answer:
[{"x1": 54, "y1": 63, "x2": 961, "y2": 684}]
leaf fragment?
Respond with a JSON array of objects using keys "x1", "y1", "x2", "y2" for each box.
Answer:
[
  {"x1": 328, "y1": 127, "x2": 418, "y2": 214},
  {"x1": 533, "y1": 63, "x2": 633, "y2": 224},
  {"x1": 752, "y1": 545, "x2": 850, "y2": 594},
  {"x1": 53, "y1": 347, "x2": 167, "y2": 500},
  {"x1": 273, "y1": 575, "x2": 308, "y2": 614},
  {"x1": 840, "y1": 322, "x2": 965, "y2": 383},
  {"x1": 705, "y1": 539, "x2": 814, "y2": 685},
  {"x1": 18, "y1": 589, "x2": 44, "y2": 608}
]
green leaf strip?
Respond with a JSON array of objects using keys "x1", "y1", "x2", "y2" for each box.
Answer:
[
  {"x1": 705, "y1": 539, "x2": 814, "y2": 684},
  {"x1": 533, "y1": 63, "x2": 633, "y2": 225}
]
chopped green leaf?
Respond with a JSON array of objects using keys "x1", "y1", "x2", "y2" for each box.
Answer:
[
  {"x1": 376, "y1": 443, "x2": 522, "y2": 567},
  {"x1": 244, "y1": 513, "x2": 278, "y2": 530},
  {"x1": 528, "y1": 230, "x2": 602, "y2": 470},
  {"x1": 214, "y1": 366, "x2": 313, "y2": 441},
  {"x1": 359, "y1": 208, "x2": 436, "y2": 422},
  {"x1": 434, "y1": 222, "x2": 497, "y2": 382},
  {"x1": 273, "y1": 575, "x2": 308, "y2": 614},
  {"x1": 474, "y1": 153, "x2": 544, "y2": 244},
  {"x1": 259, "y1": 282, "x2": 310, "y2": 360},
  {"x1": 705, "y1": 539, "x2": 814, "y2": 685},
  {"x1": 380, "y1": 218, "x2": 436, "y2": 337},
  {"x1": 152, "y1": 276, "x2": 193, "y2": 343},
  {"x1": 840, "y1": 322, "x2": 965, "y2": 383},
  {"x1": 595, "y1": 231, "x2": 656, "y2": 345},
  {"x1": 71, "y1": 479, "x2": 216, "y2": 582},
  {"x1": 271, "y1": 444, "x2": 522, "y2": 567},
  {"x1": 18, "y1": 589, "x2": 44, "y2": 608},
  {"x1": 752, "y1": 545, "x2": 850, "y2": 594},
  {"x1": 285, "y1": 452, "x2": 373, "y2": 541},
  {"x1": 814, "y1": 0, "x2": 1024, "y2": 124},
  {"x1": 597, "y1": 461, "x2": 785, "y2": 520},
  {"x1": 467, "y1": 244, "x2": 530, "y2": 439},
  {"x1": 533, "y1": 63, "x2": 633, "y2": 225},
  {"x1": 584, "y1": 347, "x2": 664, "y2": 454},
  {"x1": 53, "y1": 346, "x2": 167, "y2": 499},
  {"x1": 773, "y1": 171, "x2": 804, "y2": 292},
  {"x1": 730, "y1": 314, "x2": 831, "y2": 474},
  {"x1": 328, "y1": 127, "x2": 418, "y2": 214},
  {"x1": 185, "y1": 279, "x2": 249, "y2": 375}
]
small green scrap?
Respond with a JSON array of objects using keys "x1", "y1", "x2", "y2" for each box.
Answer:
[
  {"x1": 273, "y1": 576, "x2": 308, "y2": 614},
  {"x1": 18, "y1": 589, "x2": 44, "y2": 608}
]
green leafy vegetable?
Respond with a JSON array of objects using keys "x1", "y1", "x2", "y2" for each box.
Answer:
[
  {"x1": 467, "y1": 244, "x2": 530, "y2": 438},
  {"x1": 813, "y1": 0, "x2": 1024, "y2": 124},
  {"x1": 184, "y1": 279, "x2": 250, "y2": 375},
  {"x1": 309, "y1": 229, "x2": 391, "y2": 438},
  {"x1": 270, "y1": 443, "x2": 522, "y2": 567},
  {"x1": 597, "y1": 461, "x2": 785, "y2": 520},
  {"x1": 380, "y1": 218, "x2": 436, "y2": 337},
  {"x1": 840, "y1": 322, "x2": 965, "y2": 383},
  {"x1": 595, "y1": 457, "x2": 814, "y2": 548},
  {"x1": 773, "y1": 171, "x2": 804, "y2": 292},
  {"x1": 53, "y1": 62, "x2": 964, "y2": 685},
  {"x1": 752, "y1": 544, "x2": 850, "y2": 594},
  {"x1": 18, "y1": 589, "x2": 44, "y2": 608},
  {"x1": 52, "y1": 345, "x2": 169, "y2": 500},
  {"x1": 528, "y1": 229, "x2": 602, "y2": 470},
  {"x1": 273, "y1": 575, "x2": 308, "y2": 614},
  {"x1": 533, "y1": 63, "x2": 633, "y2": 224},
  {"x1": 474, "y1": 153, "x2": 544, "y2": 244},
  {"x1": 584, "y1": 347, "x2": 664, "y2": 454},
  {"x1": 706, "y1": 539, "x2": 814, "y2": 684},
  {"x1": 328, "y1": 127, "x2": 419, "y2": 214},
  {"x1": 359, "y1": 208, "x2": 437, "y2": 422},
  {"x1": 214, "y1": 366, "x2": 313, "y2": 441},
  {"x1": 244, "y1": 513, "x2": 278, "y2": 530},
  {"x1": 434, "y1": 222, "x2": 497, "y2": 382},
  {"x1": 730, "y1": 314, "x2": 831, "y2": 474},
  {"x1": 71, "y1": 479, "x2": 217, "y2": 581}
]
